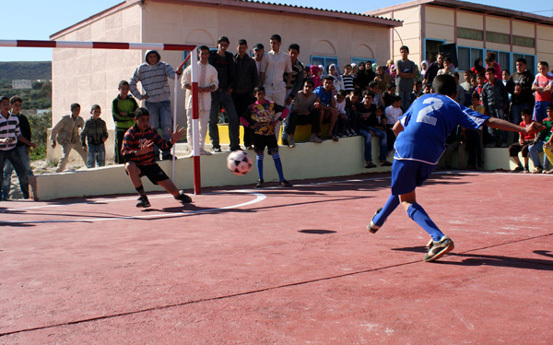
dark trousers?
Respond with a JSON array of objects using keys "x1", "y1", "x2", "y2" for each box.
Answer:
[
  {"x1": 209, "y1": 90, "x2": 239, "y2": 149},
  {"x1": 233, "y1": 92, "x2": 255, "y2": 148},
  {"x1": 466, "y1": 128, "x2": 483, "y2": 167},
  {"x1": 286, "y1": 109, "x2": 321, "y2": 136},
  {"x1": 115, "y1": 130, "x2": 127, "y2": 164},
  {"x1": 509, "y1": 142, "x2": 530, "y2": 158},
  {"x1": 0, "y1": 147, "x2": 28, "y2": 199}
]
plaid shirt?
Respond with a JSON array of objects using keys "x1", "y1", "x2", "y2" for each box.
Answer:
[{"x1": 121, "y1": 125, "x2": 172, "y2": 165}]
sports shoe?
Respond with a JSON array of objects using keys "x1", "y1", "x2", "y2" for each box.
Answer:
[
  {"x1": 532, "y1": 166, "x2": 543, "y2": 174},
  {"x1": 175, "y1": 190, "x2": 192, "y2": 203},
  {"x1": 256, "y1": 179, "x2": 264, "y2": 188},
  {"x1": 213, "y1": 146, "x2": 222, "y2": 153},
  {"x1": 511, "y1": 166, "x2": 524, "y2": 173},
  {"x1": 380, "y1": 161, "x2": 392, "y2": 167},
  {"x1": 425, "y1": 238, "x2": 434, "y2": 250},
  {"x1": 310, "y1": 134, "x2": 323, "y2": 143},
  {"x1": 279, "y1": 180, "x2": 293, "y2": 187},
  {"x1": 200, "y1": 148, "x2": 212, "y2": 155},
  {"x1": 367, "y1": 208, "x2": 382, "y2": 234},
  {"x1": 136, "y1": 195, "x2": 151, "y2": 208},
  {"x1": 423, "y1": 236, "x2": 455, "y2": 262},
  {"x1": 365, "y1": 162, "x2": 377, "y2": 168},
  {"x1": 288, "y1": 137, "x2": 295, "y2": 148}
]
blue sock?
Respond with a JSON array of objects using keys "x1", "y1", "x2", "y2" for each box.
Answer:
[
  {"x1": 256, "y1": 153, "x2": 264, "y2": 180},
  {"x1": 272, "y1": 152, "x2": 285, "y2": 181},
  {"x1": 407, "y1": 203, "x2": 444, "y2": 241},
  {"x1": 373, "y1": 194, "x2": 400, "y2": 227}
]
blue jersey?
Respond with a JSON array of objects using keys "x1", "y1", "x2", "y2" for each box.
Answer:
[
  {"x1": 314, "y1": 86, "x2": 332, "y2": 106},
  {"x1": 395, "y1": 93, "x2": 489, "y2": 164}
]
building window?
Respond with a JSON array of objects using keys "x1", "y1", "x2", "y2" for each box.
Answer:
[
  {"x1": 311, "y1": 56, "x2": 338, "y2": 74},
  {"x1": 486, "y1": 31, "x2": 510, "y2": 45},
  {"x1": 424, "y1": 39, "x2": 446, "y2": 63},
  {"x1": 457, "y1": 46, "x2": 483, "y2": 72},
  {"x1": 512, "y1": 35, "x2": 535, "y2": 48},
  {"x1": 457, "y1": 28, "x2": 483, "y2": 41},
  {"x1": 485, "y1": 50, "x2": 511, "y2": 74}
]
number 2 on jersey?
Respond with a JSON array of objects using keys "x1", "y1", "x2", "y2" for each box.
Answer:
[{"x1": 416, "y1": 97, "x2": 443, "y2": 126}]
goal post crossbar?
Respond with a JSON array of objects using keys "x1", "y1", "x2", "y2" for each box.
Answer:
[{"x1": 1, "y1": 39, "x2": 203, "y2": 194}]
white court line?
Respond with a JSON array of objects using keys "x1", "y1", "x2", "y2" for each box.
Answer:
[
  {"x1": 2, "y1": 190, "x2": 264, "y2": 212},
  {"x1": 3, "y1": 170, "x2": 543, "y2": 224},
  {"x1": 0, "y1": 171, "x2": 487, "y2": 213},
  {"x1": 1, "y1": 190, "x2": 265, "y2": 225},
  {"x1": 2, "y1": 176, "x2": 391, "y2": 213}
]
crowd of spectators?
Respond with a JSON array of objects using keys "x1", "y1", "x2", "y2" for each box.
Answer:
[{"x1": 3, "y1": 36, "x2": 553, "y2": 200}]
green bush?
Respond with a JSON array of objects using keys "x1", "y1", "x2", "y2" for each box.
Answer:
[
  {"x1": 29, "y1": 145, "x2": 47, "y2": 161},
  {"x1": 27, "y1": 111, "x2": 51, "y2": 161}
]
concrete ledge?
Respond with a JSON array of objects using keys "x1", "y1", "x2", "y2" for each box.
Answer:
[
  {"x1": 35, "y1": 138, "x2": 536, "y2": 200},
  {"x1": 36, "y1": 137, "x2": 384, "y2": 200}
]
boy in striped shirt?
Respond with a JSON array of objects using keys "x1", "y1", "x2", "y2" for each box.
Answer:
[
  {"x1": 121, "y1": 107, "x2": 191, "y2": 208},
  {"x1": 0, "y1": 96, "x2": 36, "y2": 200}
]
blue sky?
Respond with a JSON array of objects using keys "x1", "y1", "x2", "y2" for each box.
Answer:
[{"x1": 0, "y1": 0, "x2": 549, "y2": 61}]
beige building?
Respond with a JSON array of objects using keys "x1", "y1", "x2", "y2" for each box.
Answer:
[
  {"x1": 369, "y1": 0, "x2": 553, "y2": 74},
  {"x1": 50, "y1": 0, "x2": 401, "y2": 133}
]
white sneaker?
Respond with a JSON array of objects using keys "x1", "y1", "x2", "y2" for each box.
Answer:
[
  {"x1": 310, "y1": 134, "x2": 322, "y2": 143},
  {"x1": 288, "y1": 137, "x2": 296, "y2": 148}
]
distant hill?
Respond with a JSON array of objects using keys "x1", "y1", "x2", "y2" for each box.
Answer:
[{"x1": 0, "y1": 61, "x2": 51, "y2": 81}]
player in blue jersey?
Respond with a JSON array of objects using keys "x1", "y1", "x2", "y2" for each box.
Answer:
[{"x1": 367, "y1": 74, "x2": 543, "y2": 262}]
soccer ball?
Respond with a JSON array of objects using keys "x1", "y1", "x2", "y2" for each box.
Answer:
[{"x1": 227, "y1": 150, "x2": 253, "y2": 175}]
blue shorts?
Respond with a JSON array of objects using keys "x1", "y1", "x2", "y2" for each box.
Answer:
[{"x1": 391, "y1": 159, "x2": 436, "y2": 195}]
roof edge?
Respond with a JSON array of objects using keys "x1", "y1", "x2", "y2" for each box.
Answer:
[
  {"x1": 52, "y1": 0, "x2": 402, "y2": 39},
  {"x1": 368, "y1": 0, "x2": 553, "y2": 25}
]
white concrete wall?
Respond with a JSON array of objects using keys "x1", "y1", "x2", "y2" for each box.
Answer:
[
  {"x1": 425, "y1": 6, "x2": 455, "y2": 43},
  {"x1": 388, "y1": 6, "x2": 422, "y2": 65},
  {"x1": 35, "y1": 137, "x2": 532, "y2": 201},
  {"x1": 52, "y1": 3, "x2": 143, "y2": 130},
  {"x1": 37, "y1": 137, "x2": 373, "y2": 200},
  {"x1": 457, "y1": 11, "x2": 483, "y2": 30},
  {"x1": 537, "y1": 26, "x2": 553, "y2": 64}
]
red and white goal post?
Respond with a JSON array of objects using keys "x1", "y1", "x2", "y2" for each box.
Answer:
[{"x1": 0, "y1": 39, "x2": 204, "y2": 194}]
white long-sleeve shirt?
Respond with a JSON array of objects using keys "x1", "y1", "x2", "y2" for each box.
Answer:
[{"x1": 181, "y1": 61, "x2": 219, "y2": 111}]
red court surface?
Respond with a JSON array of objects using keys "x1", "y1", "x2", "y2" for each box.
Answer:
[{"x1": 1, "y1": 171, "x2": 552, "y2": 344}]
